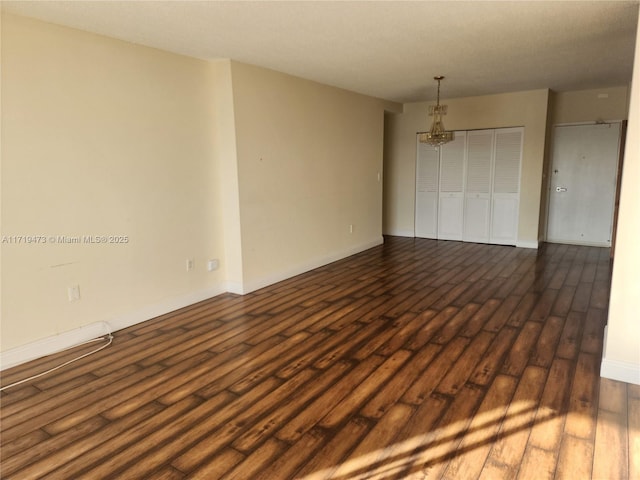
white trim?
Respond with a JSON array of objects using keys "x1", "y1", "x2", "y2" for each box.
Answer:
[
  {"x1": 106, "y1": 285, "x2": 226, "y2": 332},
  {"x1": 545, "y1": 238, "x2": 611, "y2": 248},
  {"x1": 239, "y1": 237, "x2": 384, "y2": 294},
  {"x1": 0, "y1": 322, "x2": 110, "y2": 371},
  {"x1": 225, "y1": 281, "x2": 245, "y2": 296},
  {"x1": 384, "y1": 229, "x2": 415, "y2": 238},
  {"x1": 601, "y1": 359, "x2": 640, "y2": 385},
  {"x1": 0, "y1": 285, "x2": 226, "y2": 371},
  {"x1": 1, "y1": 238, "x2": 384, "y2": 369},
  {"x1": 600, "y1": 325, "x2": 640, "y2": 385},
  {"x1": 515, "y1": 240, "x2": 539, "y2": 249},
  {"x1": 553, "y1": 120, "x2": 624, "y2": 127}
]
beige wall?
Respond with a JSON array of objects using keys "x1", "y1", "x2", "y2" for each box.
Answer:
[
  {"x1": 211, "y1": 59, "x2": 243, "y2": 291},
  {"x1": 230, "y1": 61, "x2": 391, "y2": 290},
  {"x1": 383, "y1": 89, "x2": 550, "y2": 246},
  {"x1": 1, "y1": 14, "x2": 225, "y2": 352},
  {"x1": 551, "y1": 86, "x2": 630, "y2": 125},
  {"x1": 0, "y1": 14, "x2": 397, "y2": 358},
  {"x1": 602, "y1": 10, "x2": 640, "y2": 384}
]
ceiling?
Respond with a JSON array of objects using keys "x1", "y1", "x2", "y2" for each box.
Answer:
[{"x1": 2, "y1": 1, "x2": 639, "y2": 103}]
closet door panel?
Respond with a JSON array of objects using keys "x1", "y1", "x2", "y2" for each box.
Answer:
[
  {"x1": 415, "y1": 139, "x2": 440, "y2": 238},
  {"x1": 464, "y1": 130, "x2": 493, "y2": 243},
  {"x1": 491, "y1": 127, "x2": 523, "y2": 245},
  {"x1": 438, "y1": 132, "x2": 466, "y2": 241}
]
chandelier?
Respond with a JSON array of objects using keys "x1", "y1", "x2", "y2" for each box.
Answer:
[{"x1": 419, "y1": 76, "x2": 454, "y2": 146}]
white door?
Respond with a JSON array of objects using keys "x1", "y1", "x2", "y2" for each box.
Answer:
[
  {"x1": 438, "y1": 132, "x2": 466, "y2": 240},
  {"x1": 547, "y1": 123, "x2": 620, "y2": 247},
  {"x1": 491, "y1": 128, "x2": 523, "y2": 245},
  {"x1": 415, "y1": 139, "x2": 440, "y2": 238},
  {"x1": 464, "y1": 130, "x2": 494, "y2": 243}
]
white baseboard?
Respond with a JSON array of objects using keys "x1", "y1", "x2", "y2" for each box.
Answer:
[
  {"x1": 0, "y1": 237, "x2": 385, "y2": 369},
  {"x1": 516, "y1": 240, "x2": 540, "y2": 249},
  {"x1": 600, "y1": 325, "x2": 640, "y2": 385},
  {"x1": 0, "y1": 322, "x2": 111, "y2": 371},
  {"x1": 0, "y1": 285, "x2": 226, "y2": 371},
  {"x1": 601, "y1": 358, "x2": 640, "y2": 385},
  {"x1": 384, "y1": 229, "x2": 415, "y2": 238},
  {"x1": 239, "y1": 236, "x2": 385, "y2": 294}
]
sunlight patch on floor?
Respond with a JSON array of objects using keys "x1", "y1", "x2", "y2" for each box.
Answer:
[{"x1": 296, "y1": 401, "x2": 539, "y2": 480}]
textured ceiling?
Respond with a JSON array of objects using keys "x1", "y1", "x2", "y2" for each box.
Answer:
[{"x1": 2, "y1": 1, "x2": 639, "y2": 103}]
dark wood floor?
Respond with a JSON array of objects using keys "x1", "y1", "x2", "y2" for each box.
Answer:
[{"x1": 1, "y1": 236, "x2": 638, "y2": 479}]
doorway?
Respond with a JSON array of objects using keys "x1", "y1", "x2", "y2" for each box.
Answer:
[{"x1": 546, "y1": 123, "x2": 621, "y2": 247}]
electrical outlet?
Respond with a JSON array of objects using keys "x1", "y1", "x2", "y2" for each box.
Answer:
[
  {"x1": 186, "y1": 258, "x2": 194, "y2": 271},
  {"x1": 68, "y1": 285, "x2": 81, "y2": 302},
  {"x1": 207, "y1": 259, "x2": 219, "y2": 272}
]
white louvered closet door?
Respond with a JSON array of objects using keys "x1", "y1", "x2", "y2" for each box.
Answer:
[
  {"x1": 464, "y1": 130, "x2": 494, "y2": 243},
  {"x1": 491, "y1": 127, "x2": 523, "y2": 245},
  {"x1": 438, "y1": 132, "x2": 466, "y2": 240},
  {"x1": 415, "y1": 138, "x2": 440, "y2": 238}
]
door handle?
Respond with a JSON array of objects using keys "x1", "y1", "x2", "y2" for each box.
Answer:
[{"x1": 555, "y1": 186, "x2": 567, "y2": 192}]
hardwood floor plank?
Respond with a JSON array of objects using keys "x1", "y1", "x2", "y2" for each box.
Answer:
[
  {"x1": 459, "y1": 299, "x2": 501, "y2": 337},
  {"x1": 232, "y1": 361, "x2": 352, "y2": 452},
  {"x1": 292, "y1": 417, "x2": 370, "y2": 480},
  {"x1": 11, "y1": 396, "x2": 201, "y2": 480},
  {"x1": 1, "y1": 364, "x2": 162, "y2": 442},
  {"x1": 1, "y1": 367, "x2": 130, "y2": 421},
  {"x1": 2, "y1": 415, "x2": 109, "y2": 478},
  {"x1": 435, "y1": 331, "x2": 495, "y2": 396},
  {"x1": 564, "y1": 352, "x2": 600, "y2": 440},
  {"x1": 254, "y1": 429, "x2": 327, "y2": 480},
  {"x1": 403, "y1": 307, "x2": 458, "y2": 351},
  {"x1": 102, "y1": 350, "x2": 226, "y2": 419},
  {"x1": 218, "y1": 438, "x2": 287, "y2": 480},
  {"x1": 629, "y1": 395, "x2": 640, "y2": 480},
  {"x1": 276, "y1": 356, "x2": 383, "y2": 443},
  {"x1": 478, "y1": 458, "x2": 513, "y2": 480},
  {"x1": 555, "y1": 434, "x2": 594, "y2": 480},
  {"x1": 176, "y1": 448, "x2": 244, "y2": 480},
  {"x1": 571, "y1": 282, "x2": 593, "y2": 313},
  {"x1": 529, "y1": 315, "x2": 565, "y2": 368},
  {"x1": 431, "y1": 303, "x2": 481, "y2": 345},
  {"x1": 486, "y1": 366, "x2": 547, "y2": 471},
  {"x1": 367, "y1": 314, "x2": 425, "y2": 357},
  {"x1": 527, "y1": 358, "x2": 573, "y2": 452},
  {"x1": 500, "y1": 321, "x2": 543, "y2": 377},
  {"x1": 103, "y1": 378, "x2": 279, "y2": 478},
  {"x1": 319, "y1": 350, "x2": 412, "y2": 429},
  {"x1": 442, "y1": 375, "x2": 518, "y2": 480},
  {"x1": 507, "y1": 292, "x2": 539, "y2": 328},
  {"x1": 0, "y1": 238, "x2": 619, "y2": 480},
  {"x1": 402, "y1": 337, "x2": 469, "y2": 405},
  {"x1": 482, "y1": 294, "x2": 521, "y2": 333},
  {"x1": 361, "y1": 343, "x2": 441, "y2": 419},
  {"x1": 329, "y1": 403, "x2": 415, "y2": 479},
  {"x1": 516, "y1": 445, "x2": 557, "y2": 480},
  {"x1": 551, "y1": 284, "x2": 576, "y2": 317},
  {"x1": 527, "y1": 288, "x2": 558, "y2": 322},
  {"x1": 555, "y1": 311, "x2": 585, "y2": 360},
  {"x1": 592, "y1": 409, "x2": 629, "y2": 480},
  {"x1": 580, "y1": 308, "x2": 606, "y2": 355},
  {"x1": 397, "y1": 384, "x2": 485, "y2": 479},
  {"x1": 469, "y1": 326, "x2": 519, "y2": 386}
]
